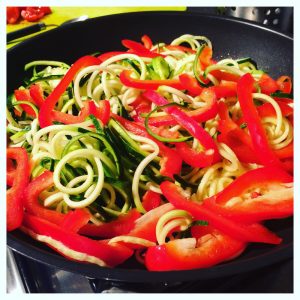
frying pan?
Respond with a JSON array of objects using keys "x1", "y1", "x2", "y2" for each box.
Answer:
[{"x1": 7, "y1": 11, "x2": 293, "y2": 284}]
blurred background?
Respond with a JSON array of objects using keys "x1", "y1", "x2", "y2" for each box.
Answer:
[{"x1": 7, "y1": 6, "x2": 293, "y2": 47}]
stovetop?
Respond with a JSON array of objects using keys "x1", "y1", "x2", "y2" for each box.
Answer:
[
  {"x1": 7, "y1": 248, "x2": 293, "y2": 293},
  {"x1": 6, "y1": 6, "x2": 293, "y2": 294}
]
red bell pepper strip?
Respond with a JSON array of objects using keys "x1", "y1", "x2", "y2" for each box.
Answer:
[
  {"x1": 51, "y1": 100, "x2": 91, "y2": 125},
  {"x1": 23, "y1": 170, "x2": 65, "y2": 225},
  {"x1": 141, "y1": 34, "x2": 153, "y2": 50},
  {"x1": 164, "y1": 45, "x2": 196, "y2": 54},
  {"x1": 199, "y1": 46, "x2": 213, "y2": 68},
  {"x1": 217, "y1": 101, "x2": 259, "y2": 164},
  {"x1": 29, "y1": 84, "x2": 45, "y2": 107},
  {"x1": 30, "y1": 79, "x2": 110, "y2": 126},
  {"x1": 14, "y1": 89, "x2": 38, "y2": 117},
  {"x1": 119, "y1": 70, "x2": 184, "y2": 90},
  {"x1": 211, "y1": 80, "x2": 238, "y2": 98},
  {"x1": 179, "y1": 73, "x2": 203, "y2": 96},
  {"x1": 210, "y1": 70, "x2": 240, "y2": 82},
  {"x1": 274, "y1": 142, "x2": 293, "y2": 159},
  {"x1": 160, "y1": 181, "x2": 282, "y2": 244},
  {"x1": 38, "y1": 55, "x2": 101, "y2": 128},
  {"x1": 145, "y1": 225, "x2": 246, "y2": 271},
  {"x1": 146, "y1": 87, "x2": 218, "y2": 127},
  {"x1": 79, "y1": 209, "x2": 141, "y2": 238},
  {"x1": 256, "y1": 101, "x2": 293, "y2": 119},
  {"x1": 7, "y1": 147, "x2": 30, "y2": 231},
  {"x1": 122, "y1": 39, "x2": 162, "y2": 58},
  {"x1": 127, "y1": 203, "x2": 175, "y2": 242},
  {"x1": 22, "y1": 213, "x2": 133, "y2": 267},
  {"x1": 142, "y1": 190, "x2": 162, "y2": 212},
  {"x1": 130, "y1": 94, "x2": 152, "y2": 122},
  {"x1": 112, "y1": 114, "x2": 182, "y2": 178},
  {"x1": 237, "y1": 73, "x2": 283, "y2": 168},
  {"x1": 258, "y1": 74, "x2": 279, "y2": 95},
  {"x1": 276, "y1": 76, "x2": 292, "y2": 94},
  {"x1": 202, "y1": 166, "x2": 293, "y2": 223},
  {"x1": 88, "y1": 100, "x2": 111, "y2": 125},
  {"x1": 143, "y1": 90, "x2": 220, "y2": 167},
  {"x1": 7, "y1": 157, "x2": 16, "y2": 187},
  {"x1": 61, "y1": 208, "x2": 91, "y2": 233}
]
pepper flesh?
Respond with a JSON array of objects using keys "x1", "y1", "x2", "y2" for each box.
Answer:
[
  {"x1": 145, "y1": 226, "x2": 246, "y2": 271},
  {"x1": 202, "y1": 166, "x2": 293, "y2": 223},
  {"x1": 143, "y1": 90, "x2": 220, "y2": 167},
  {"x1": 22, "y1": 213, "x2": 133, "y2": 267},
  {"x1": 160, "y1": 181, "x2": 282, "y2": 244},
  {"x1": 237, "y1": 73, "x2": 283, "y2": 168},
  {"x1": 120, "y1": 70, "x2": 184, "y2": 90},
  {"x1": 7, "y1": 147, "x2": 30, "y2": 231},
  {"x1": 38, "y1": 55, "x2": 101, "y2": 128}
]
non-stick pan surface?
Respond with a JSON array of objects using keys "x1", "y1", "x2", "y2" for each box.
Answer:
[{"x1": 7, "y1": 11, "x2": 293, "y2": 283}]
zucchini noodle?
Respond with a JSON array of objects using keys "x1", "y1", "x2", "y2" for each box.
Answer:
[
  {"x1": 156, "y1": 209, "x2": 193, "y2": 245},
  {"x1": 129, "y1": 133, "x2": 160, "y2": 213},
  {"x1": 187, "y1": 143, "x2": 246, "y2": 202}
]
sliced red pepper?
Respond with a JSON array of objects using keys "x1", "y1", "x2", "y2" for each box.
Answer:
[
  {"x1": 130, "y1": 94, "x2": 152, "y2": 122},
  {"x1": 87, "y1": 100, "x2": 111, "y2": 126},
  {"x1": 258, "y1": 74, "x2": 279, "y2": 95},
  {"x1": 7, "y1": 157, "x2": 16, "y2": 187},
  {"x1": 217, "y1": 101, "x2": 258, "y2": 164},
  {"x1": 29, "y1": 84, "x2": 45, "y2": 107},
  {"x1": 179, "y1": 73, "x2": 203, "y2": 96},
  {"x1": 237, "y1": 73, "x2": 283, "y2": 168},
  {"x1": 141, "y1": 34, "x2": 153, "y2": 50},
  {"x1": 120, "y1": 70, "x2": 184, "y2": 90},
  {"x1": 160, "y1": 181, "x2": 282, "y2": 245},
  {"x1": 79, "y1": 209, "x2": 141, "y2": 238},
  {"x1": 143, "y1": 90, "x2": 220, "y2": 167},
  {"x1": 276, "y1": 76, "x2": 292, "y2": 94},
  {"x1": 145, "y1": 226, "x2": 245, "y2": 271},
  {"x1": 127, "y1": 203, "x2": 174, "y2": 242},
  {"x1": 274, "y1": 142, "x2": 293, "y2": 159},
  {"x1": 122, "y1": 39, "x2": 162, "y2": 58},
  {"x1": 164, "y1": 45, "x2": 196, "y2": 54},
  {"x1": 39, "y1": 55, "x2": 101, "y2": 128},
  {"x1": 146, "y1": 87, "x2": 218, "y2": 127},
  {"x1": 202, "y1": 166, "x2": 293, "y2": 223},
  {"x1": 112, "y1": 114, "x2": 182, "y2": 178},
  {"x1": 51, "y1": 100, "x2": 91, "y2": 124},
  {"x1": 14, "y1": 89, "x2": 37, "y2": 117},
  {"x1": 257, "y1": 101, "x2": 293, "y2": 118},
  {"x1": 199, "y1": 46, "x2": 213, "y2": 68},
  {"x1": 21, "y1": 7, "x2": 44, "y2": 22},
  {"x1": 7, "y1": 147, "x2": 30, "y2": 231},
  {"x1": 211, "y1": 80, "x2": 238, "y2": 98},
  {"x1": 20, "y1": 7, "x2": 51, "y2": 22},
  {"x1": 23, "y1": 170, "x2": 65, "y2": 225},
  {"x1": 61, "y1": 208, "x2": 91, "y2": 233},
  {"x1": 142, "y1": 190, "x2": 162, "y2": 212},
  {"x1": 22, "y1": 213, "x2": 133, "y2": 267},
  {"x1": 7, "y1": 7, "x2": 20, "y2": 24},
  {"x1": 210, "y1": 70, "x2": 240, "y2": 82}
]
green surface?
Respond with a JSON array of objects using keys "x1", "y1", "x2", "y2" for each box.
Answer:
[{"x1": 7, "y1": 6, "x2": 186, "y2": 48}]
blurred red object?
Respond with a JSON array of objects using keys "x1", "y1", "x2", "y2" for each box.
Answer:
[{"x1": 7, "y1": 7, "x2": 52, "y2": 24}]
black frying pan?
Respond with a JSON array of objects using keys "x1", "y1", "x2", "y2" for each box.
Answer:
[{"x1": 7, "y1": 11, "x2": 293, "y2": 283}]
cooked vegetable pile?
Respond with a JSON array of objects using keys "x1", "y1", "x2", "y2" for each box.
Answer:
[{"x1": 7, "y1": 34, "x2": 293, "y2": 270}]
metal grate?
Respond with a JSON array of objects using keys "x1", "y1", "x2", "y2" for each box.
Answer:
[{"x1": 188, "y1": 7, "x2": 293, "y2": 34}]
